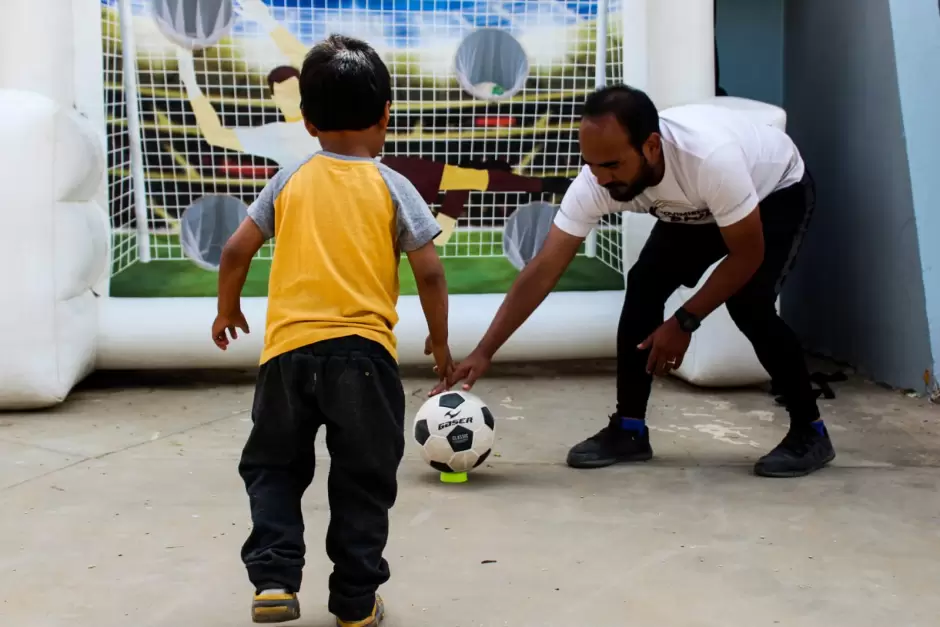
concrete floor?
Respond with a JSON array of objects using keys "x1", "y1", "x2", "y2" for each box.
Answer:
[{"x1": 1, "y1": 362, "x2": 939, "y2": 627}]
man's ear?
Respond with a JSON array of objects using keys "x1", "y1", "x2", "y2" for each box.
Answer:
[
  {"x1": 642, "y1": 132, "x2": 662, "y2": 163},
  {"x1": 303, "y1": 119, "x2": 319, "y2": 137}
]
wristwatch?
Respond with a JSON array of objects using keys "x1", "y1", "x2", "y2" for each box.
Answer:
[{"x1": 674, "y1": 306, "x2": 701, "y2": 333}]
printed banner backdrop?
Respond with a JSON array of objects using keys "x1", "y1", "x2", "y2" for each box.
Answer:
[{"x1": 103, "y1": 0, "x2": 627, "y2": 297}]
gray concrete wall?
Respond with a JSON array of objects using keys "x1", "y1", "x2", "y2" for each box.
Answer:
[
  {"x1": 781, "y1": 0, "x2": 934, "y2": 390},
  {"x1": 888, "y1": 0, "x2": 940, "y2": 396}
]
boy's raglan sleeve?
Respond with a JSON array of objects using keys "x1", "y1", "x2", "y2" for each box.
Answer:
[
  {"x1": 247, "y1": 167, "x2": 295, "y2": 240},
  {"x1": 378, "y1": 165, "x2": 442, "y2": 252}
]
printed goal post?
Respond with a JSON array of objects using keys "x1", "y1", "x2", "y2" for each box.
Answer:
[{"x1": 103, "y1": 0, "x2": 627, "y2": 277}]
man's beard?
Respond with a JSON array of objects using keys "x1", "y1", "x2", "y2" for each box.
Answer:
[{"x1": 604, "y1": 158, "x2": 657, "y2": 202}]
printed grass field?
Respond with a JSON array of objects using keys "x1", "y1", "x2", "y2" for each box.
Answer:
[{"x1": 110, "y1": 230, "x2": 624, "y2": 297}]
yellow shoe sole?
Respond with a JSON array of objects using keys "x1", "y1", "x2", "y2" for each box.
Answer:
[
  {"x1": 336, "y1": 594, "x2": 385, "y2": 626},
  {"x1": 252, "y1": 593, "x2": 301, "y2": 624}
]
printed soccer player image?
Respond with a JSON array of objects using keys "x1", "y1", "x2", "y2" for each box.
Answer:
[{"x1": 175, "y1": 0, "x2": 570, "y2": 246}]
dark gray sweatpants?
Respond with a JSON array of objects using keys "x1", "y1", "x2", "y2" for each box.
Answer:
[{"x1": 238, "y1": 335, "x2": 405, "y2": 619}]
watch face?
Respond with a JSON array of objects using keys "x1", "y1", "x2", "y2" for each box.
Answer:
[{"x1": 677, "y1": 309, "x2": 699, "y2": 331}]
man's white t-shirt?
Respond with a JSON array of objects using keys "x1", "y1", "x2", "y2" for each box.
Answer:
[
  {"x1": 234, "y1": 120, "x2": 322, "y2": 167},
  {"x1": 554, "y1": 104, "x2": 806, "y2": 237}
]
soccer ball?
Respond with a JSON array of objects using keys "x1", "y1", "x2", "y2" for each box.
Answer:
[{"x1": 414, "y1": 391, "x2": 495, "y2": 474}]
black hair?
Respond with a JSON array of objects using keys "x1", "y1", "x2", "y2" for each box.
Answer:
[
  {"x1": 299, "y1": 34, "x2": 392, "y2": 132},
  {"x1": 582, "y1": 84, "x2": 660, "y2": 151},
  {"x1": 266, "y1": 65, "x2": 300, "y2": 92}
]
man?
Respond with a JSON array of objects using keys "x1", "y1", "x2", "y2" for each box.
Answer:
[
  {"x1": 437, "y1": 84, "x2": 836, "y2": 479},
  {"x1": 176, "y1": 0, "x2": 569, "y2": 245}
]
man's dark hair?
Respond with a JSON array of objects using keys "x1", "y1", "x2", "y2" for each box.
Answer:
[
  {"x1": 582, "y1": 84, "x2": 660, "y2": 151},
  {"x1": 266, "y1": 65, "x2": 300, "y2": 92},
  {"x1": 299, "y1": 34, "x2": 392, "y2": 132}
]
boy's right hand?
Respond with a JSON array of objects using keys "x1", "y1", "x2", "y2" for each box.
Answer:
[{"x1": 212, "y1": 310, "x2": 250, "y2": 350}]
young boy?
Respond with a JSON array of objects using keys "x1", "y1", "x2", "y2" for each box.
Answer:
[{"x1": 210, "y1": 34, "x2": 452, "y2": 626}]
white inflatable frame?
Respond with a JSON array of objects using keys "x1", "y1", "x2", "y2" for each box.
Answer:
[{"x1": 0, "y1": 0, "x2": 786, "y2": 409}]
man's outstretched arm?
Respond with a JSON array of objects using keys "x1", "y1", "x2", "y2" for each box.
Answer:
[
  {"x1": 434, "y1": 225, "x2": 583, "y2": 393},
  {"x1": 476, "y1": 225, "x2": 583, "y2": 357},
  {"x1": 429, "y1": 164, "x2": 608, "y2": 393}
]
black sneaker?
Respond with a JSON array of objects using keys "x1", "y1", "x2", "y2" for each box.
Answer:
[
  {"x1": 754, "y1": 421, "x2": 836, "y2": 478},
  {"x1": 566, "y1": 417, "x2": 654, "y2": 469}
]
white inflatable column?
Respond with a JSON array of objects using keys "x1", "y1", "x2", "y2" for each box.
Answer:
[
  {"x1": 0, "y1": 0, "x2": 109, "y2": 408},
  {"x1": 646, "y1": 0, "x2": 714, "y2": 109},
  {"x1": 619, "y1": 0, "x2": 648, "y2": 91}
]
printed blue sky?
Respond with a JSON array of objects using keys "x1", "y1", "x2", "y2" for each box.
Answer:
[{"x1": 113, "y1": 0, "x2": 614, "y2": 49}]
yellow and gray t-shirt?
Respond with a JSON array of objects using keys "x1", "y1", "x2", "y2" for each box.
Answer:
[{"x1": 247, "y1": 150, "x2": 441, "y2": 365}]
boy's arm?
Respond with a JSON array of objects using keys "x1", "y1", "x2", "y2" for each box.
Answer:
[
  {"x1": 217, "y1": 218, "x2": 265, "y2": 316},
  {"x1": 212, "y1": 175, "x2": 278, "y2": 348},
  {"x1": 380, "y1": 166, "x2": 451, "y2": 370},
  {"x1": 406, "y1": 242, "x2": 449, "y2": 355}
]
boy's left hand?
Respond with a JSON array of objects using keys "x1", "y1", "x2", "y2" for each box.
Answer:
[
  {"x1": 425, "y1": 336, "x2": 455, "y2": 394},
  {"x1": 430, "y1": 358, "x2": 456, "y2": 396},
  {"x1": 212, "y1": 311, "x2": 250, "y2": 350}
]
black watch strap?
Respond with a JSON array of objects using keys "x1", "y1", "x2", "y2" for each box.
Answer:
[{"x1": 675, "y1": 307, "x2": 701, "y2": 332}]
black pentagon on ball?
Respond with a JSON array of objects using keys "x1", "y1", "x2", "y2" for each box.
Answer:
[
  {"x1": 414, "y1": 419, "x2": 430, "y2": 445},
  {"x1": 430, "y1": 460, "x2": 454, "y2": 473},
  {"x1": 446, "y1": 425, "x2": 474, "y2": 452},
  {"x1": 473, "y1": 449, "x2": 491, "y2": 468},
  {"x1": 481, "y1": 406, "x2": 495, "y2": 430},
  {"x1": 438, "y1": 392, "x2": 466, "y2": 409}
]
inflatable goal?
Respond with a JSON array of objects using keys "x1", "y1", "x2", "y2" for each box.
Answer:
[{"x1": 0, "y1": 0, "x2": 785, "y2": 408}]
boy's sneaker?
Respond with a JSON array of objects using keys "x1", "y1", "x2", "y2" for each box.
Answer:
[
  {"x1": 251, "y1": 588, "x2": 301, "y2": 623},
  {"x1": 566, "y1": 416, "x2": 653, "y2": 468},
  {"x1": 336, "y1": 595, "x2": 385, "y2": 626},
  {"x1": 754, "y1": 421, "x2": 836, "y2": 478}
]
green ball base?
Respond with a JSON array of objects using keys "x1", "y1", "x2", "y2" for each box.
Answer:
[{"x1": 440, "y1": 471, "x2": 468, "y2": 484}]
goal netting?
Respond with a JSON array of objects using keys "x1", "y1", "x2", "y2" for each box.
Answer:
[{"x1": 103, "y1": 0, "x2": 626, "y2": 279}]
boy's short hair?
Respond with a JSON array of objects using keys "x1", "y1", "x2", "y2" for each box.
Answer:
[{"x1": 299, "y1": 34, "x2": 392, "y2": 132}]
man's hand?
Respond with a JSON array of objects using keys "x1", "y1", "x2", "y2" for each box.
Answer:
[
  {"x1": 638, "y1": 317, "x2": 691, "y2": 376},
  {"x1": 212, "y1": 310, "x2": 250, "y2": 350},
  {"x1": 430, "y1": 347, "x2": 492, "y2": 395}
]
